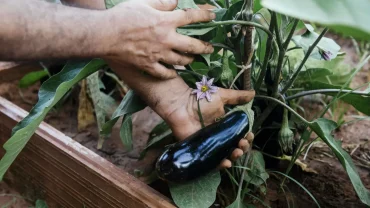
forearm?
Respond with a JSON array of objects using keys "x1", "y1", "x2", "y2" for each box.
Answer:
[{"x1": 0, "y1": 0, "x2": 110, "y2": 61}]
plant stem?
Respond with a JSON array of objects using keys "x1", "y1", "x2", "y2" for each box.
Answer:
[
  {"x1": 255, "y1": 95, "x2": 310, "y2": 124},
  {"x1": 181, "y1": 20, "x2": 273, "y2": 37},
  {"x1": 224, "y1": 0, "x2": 230, "y2": 8},
  {"x1": 255, "y1": 13, "x2": 276, "y2": 92},
  {"x1": 272, "y1": 13, "x2": 283, "y2": 50},
  {"x1": 283, "y1": 19, "x2": 299, "y2": 49},
  {"x1": 286, "y1": 89, "x2": 370, "y2": 101},
  {"x1": 318, "y1": 54, "x2": 370, "y2": 118},
  {"x1": 281, "y1": 28, "x2": 329, "y2": 94},
  {"x1": 236, "y1": 0, "x2": 254, "y2": 201}
]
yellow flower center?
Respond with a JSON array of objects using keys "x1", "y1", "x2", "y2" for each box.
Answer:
[{"x1": 201, "y1": 85, "x2": 208, "y2": 92}]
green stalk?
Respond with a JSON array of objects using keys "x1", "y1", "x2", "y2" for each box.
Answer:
[
  {"x1": 281, "y1": 28, "x2": 329, "y2": 94},
  {"x1": 181, "y1": 20, "x2": 273, "y2": 37},
  {"x1": 286, "y1": 89, "x2": 370, "y2": 101},
  {"x1": 255, "y1": 12, "x2": 276, "y2": 92}
]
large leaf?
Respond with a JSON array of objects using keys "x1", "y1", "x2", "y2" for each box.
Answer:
[
  {"x1": 77, "y1": 80, "x2": 95, "y2": 131},
  {"x1": 177, "y1": 8, "x2": 226, "y2": 36},
  {"x1": 292, "y1": 24, "x2": 341, "y2": 60},
  {"x1": 18, "y1": 70, "x2": 48, "y2": 88},
  {"x1": 261, "y1": 0, "x2": 370, "y2": 40},
  {"x1": 120, "y1": 114, "x2": 133, "y2": 151},
  {"x1": 105, "y1": 0, "x2": 128, "y2": 9},
  {"x1": 227, "y1": 196, "x2": 247, "y2": 208},
  {"x1": 177, "y1": 0, "x2": 199, "y2": 9},
  {"x1": 35, "y1": 200, "x2": 48, "y2": 208},
  {"x1": 304, "y1": 81, "x2": 370, "y2": 116},
  {"x1": 87, "y1": 71, "x2": 106, "y2": 149},
  {"x1": 145, "y1": 121, "x2": 172, "y2": 150},
  {"x1": 0, "y1": 59, "x2": 106, "y2": 180},
  {"x1": 101, "y1": 90, "x2": 146, "y2": 135},
  {"x1": 244, "y1": 150, "x2": 269, "y2": 186},
  {"x1": 169, "y1": 171, "x2": 221, "y2": 208},
  {"x1": 286, "y1": 49, "x2": 352, "y2": 85},
  {"x1": 309, "y1": 118, "x2": 370, "y2": 206}
]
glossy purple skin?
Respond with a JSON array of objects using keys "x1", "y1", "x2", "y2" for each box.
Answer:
[{"x1": 156, "y1": 111, "x2": 250, "y2": 183}]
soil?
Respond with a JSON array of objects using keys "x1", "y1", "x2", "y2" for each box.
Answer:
[
  {"x1": 0, "y1": 35, "x2": 369, "y2": 207},
  {"x1": 0, "y1": 182, "x2": 31, "y2": 207}
]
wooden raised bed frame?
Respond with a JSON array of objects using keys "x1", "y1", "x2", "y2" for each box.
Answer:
[{"x1": 0, "y1": 63, "x2": 175, "y2": 208}]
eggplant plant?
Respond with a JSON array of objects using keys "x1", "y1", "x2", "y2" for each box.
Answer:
[{"x1": 1, "y1": 0, "x2": 370, "y2": 207}]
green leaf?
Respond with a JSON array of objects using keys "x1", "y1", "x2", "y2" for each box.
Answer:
[
  {"x1": 99, "y1": 92, "x2": 117, "y2": 116},
  {"x1": 177, "y1": 0, "x2": 199, "y2": 9},
  {"x1": 0, "y1": 59, "x2": 106, "y2": 180},
  {"x1": 261, "y1": 0, "x2": 370, "y2": 40},
  {"x1": 87, "y1": 72, "x2": 106, "y2": 149},
  {"x1": 227, "y1": 196, "x2": 247, "y2": 208},
  {"x1": 169, "y1": 171, "x2": 221, "y2": 208},
  {"x1": 189, "y1": 61, "x2": 209, "y2": 75},
  {"x1": 177, "y1": 26, "x2": 217, "y2": 36},
  {"x1": 101, "y1": 90, "x2": 146, "y2": 135},
  {"x1": 286, "y1": 49, "x2": 352, "y2": 85},
  {"x1": 140, "y1": 121, "x2": 173, "y2": 159},
  {"x1": 35, "y1": 200, "x2": 48, "y2": 208},
  {"x1": 309, "y1": 118, "x2": 370, "y2": 206},
  {"x1": 146, "y1": 121, "x2": 172, "y2": 150},
  {"x1": 18, "y1": 70, "x2": 48, "y2": 88},
  {"x1": 105, "y1": 0, "x2": 127, "y2": 9},
  {"x1": 295, "y1": 68, "x2": 333, "y2": 84},
  {"x1": 292, "y1": 24, "x2": 340, "y2": 60},
  {"x1": 254, "y1": 8, "x2": 271, "y2": 63},
  {"x1": 244, "y1": 150, "x2": 269, "y2": 186},
  {"x1": 120, "y1": 114, "x2": 133, "y2": 151},
  {"x1": 304, "y1": 81, "x2": 370, "y2": 115}
]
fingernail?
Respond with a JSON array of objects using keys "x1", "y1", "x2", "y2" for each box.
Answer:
[{"x1": 210, "y1": 12, "x2": 216, "y2": 20}]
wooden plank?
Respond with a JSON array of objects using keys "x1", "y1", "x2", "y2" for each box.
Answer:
[
  {"x1": 0, "y1": 96, "x2": 175, "y2": 208},
  {"x1": 0, "y1": 62, "x2": 42, "y2": 83}
]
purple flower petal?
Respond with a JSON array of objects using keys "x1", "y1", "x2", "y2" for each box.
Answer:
[
  {"x1": 201, "y1": 75, "x2": 207, "y2": 85},
  {"x1": 192, "y1": 89, "x2": 199, "y2": 94},
  {"x1": 207, "y1": 78, "x2": 214, "y2": 86},
  {"x1": 209, "y1": 86, "x2": 218, "y2": 93},
  {"x1": 199, "y1": 92, "x2": 206, "y2": 100},
  {"x1": 196, "y1": 92, "x2": 203, "y2": 100},
  {"x1": 205, "y1": 91, "x2": 212, "y2": 102},
  {"x1": 196, "y1": 82, "x2": 203, "y2": 89}
]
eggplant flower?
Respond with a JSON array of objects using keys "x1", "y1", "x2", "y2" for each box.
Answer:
[
  {"x1": 192, "y1": 75, "x2": 218, "y2": 102},
  {"x1": 319, "y1": 49, "x2": 333, "y2": 61}
]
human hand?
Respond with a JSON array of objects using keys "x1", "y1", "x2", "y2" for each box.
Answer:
[
  {"x1": 109, "y1": 62, "x2": 255, "y2": 168},
  {"x1": 103, "y1": 0, "x2": 215, "y2": 79}
]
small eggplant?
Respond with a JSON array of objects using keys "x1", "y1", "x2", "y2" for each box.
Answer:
[{"x1": 155, "y1": 110, "x2": 250, "y2": 183}]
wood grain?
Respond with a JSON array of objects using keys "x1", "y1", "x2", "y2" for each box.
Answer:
[{"x1": 0, "y1": 96, "x2": 175, "y2": 208}]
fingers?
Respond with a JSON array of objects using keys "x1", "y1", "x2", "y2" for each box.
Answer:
[
  {"x1": 218, "y1": 159, "x2": 232, "y2": 169},
  {"x1": 219, "y1": 88, "x2": 255, "y2": 105},
  {"x1": 172, "y1": 34, "x2": 214, "y2": 55},
  {"x1": 230, "y1": 148, "x2": 244, "y2": 161},
  {"x1": 160, "y1": 51, "x2": 194, "y2": 66},
  {"x1": 218, "y1": 133, "x2": 255, "y2": 169},
  {"x1": 170, "y1": 8, "x2": 216, "y2": 27},
  {"x1": 144, "y1": 0, "x2": 178, "y2": 11},
  {"x1": 238, "y1": 138, "x2": 250, "y2": 153},
  {"x1": 246, "y1": 132, "x2": 254, "y2": 143},
  {"x1": 145, "y1": 62, "x2": 178, "y2": 79}
]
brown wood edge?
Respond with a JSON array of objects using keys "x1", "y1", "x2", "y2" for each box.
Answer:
[
  {"x1": 0, "y1": 62, "x2": 42, "y2": 83},
  {"x1": 0, "y1": 96, "x2": 175, "y2": 208}
]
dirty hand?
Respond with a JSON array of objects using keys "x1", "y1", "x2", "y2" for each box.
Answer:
[
  {"x1": 110, "y1": 63, "x2": 255, "y2": 168},
  {"x1": 105, "y1": 0, "x2": 215, "y2": 79}
]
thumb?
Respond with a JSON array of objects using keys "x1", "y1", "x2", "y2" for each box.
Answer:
[
  {"x1": 144, "y1": 0, "x2": 178, "y2": 11},
  {"x1": 219, "y1": 88, "x2": 255, "y2": 105}
]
